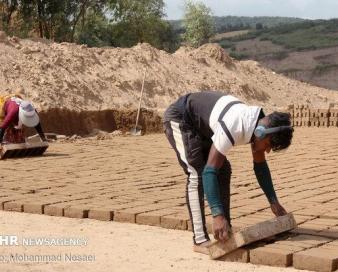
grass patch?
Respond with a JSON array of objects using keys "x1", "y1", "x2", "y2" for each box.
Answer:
[{"x1": 218, "y1": 19, "x2": 338, "y2": 51}]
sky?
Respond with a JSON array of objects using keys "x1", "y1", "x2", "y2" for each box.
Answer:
[{"x1": 163, "y1": 0, "x2": 338, "y2": 20}]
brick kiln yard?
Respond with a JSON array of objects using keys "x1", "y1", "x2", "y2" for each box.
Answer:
[{"x1": 1, "y1": 127, "x2": 338, "y2": 272}]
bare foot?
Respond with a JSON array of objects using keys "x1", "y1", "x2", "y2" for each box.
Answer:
[{"x1": 193, "y1": 240, "x2": 212, "y2": 255}]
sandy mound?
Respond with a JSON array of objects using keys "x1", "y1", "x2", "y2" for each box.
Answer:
[{"x1": 1, "y1": 32, "x2": 338, "y2": 115}]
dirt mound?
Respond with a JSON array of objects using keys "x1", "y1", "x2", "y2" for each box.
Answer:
[
  {"x1": 1, "y1": 36, "x2": 338, "y2": 134},
  {"x1": 191, "y1": 43, "x2": 234, "y2": 66}
]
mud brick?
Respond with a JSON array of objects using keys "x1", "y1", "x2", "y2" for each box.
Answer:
[
  {"x1": 0, "y1": 142, "x2": 48, "y2": 159},
  {"x1": 328, "y1": 109, "x2": 338, "y2": 126},
  {"x1": 293, "y1": 214, "x2": 315, "y2": 224},
  {"x1": 44, "y1": 203, "x2": 71, "y2": 216},
  {"x1": 301, "y1": 108, "x2": 310, "y2": 126},
  {"x1": 217, "y1": 248, "x2": 249, "y2": 263},
  {"x1": 23, "y1": 203, "x2": 45, "y2": 214},
  {"x1": 319, "y1": 118, "x2": 329, "y2": 127},
  {"x1": 161, "y1": 213, "x2": 188, "y2": 230},
  {"x1": 3, "y1": 201, "x2": 23, "y2": 212},
  {"x1": 302, "y1": 107, "x2": 310, "y2": 117},
  {"x1": 309, "y1": 119, "x2": 319, "y2": 127},
  {"x1": 293, "y1": 248, "x2": 338, "y2": 272},
  {"x1": 308, "y1": 218, "x2": 338, "y2": 226},
  {"x1": 291, "y1": 222, "x2": 328, "y2": 235},
  {"x1": 64, "y1": 205, "x2": 89, "y2": 218},
  {"x1": 265, "y1": 243, "x2": 305, "y2": 252},
  {"x1": 293, "y1": 117, "x2": 302, "y2": 127},
  {"x1": 0, "y1": 197, "x2": 18, "y2": 210},
  {"x1": 330, "y1": 108, "x2": 338, "y2": 117},
  {"x1": 250, "y1": 247, "x2": 294, "y2": 267},
  {"x1": 208, "y1": 213, "x2": 297, "y2": 259},
  {"x1": 294, "y1": 208, "x2": 323, "y2": 217},
  {"x1": 287, "y1": 234, "x2": 332, "y2": 247},
  {"x1": 329, "y1": 119, "x2": 338, "y2": 127},
  {"x1": 136, "y1": 209, "x2": 177, "y2": 227},
  {"x1": 318, "y1": 227, "x2": 338, "y2": 239},
  {"x1": 293, "y1": 106, "x2": 303, "y2": 118},
  {"x1": 321, "y1": 210, "x2": 338, "y2": 219},
  {"x1": 309, "y1": 108, "x2": 319, "y2": 118},
  {"x1": 231, "y1": 220, "x2": 250, "y2": 231},
  {"x1": 322, "y1": 240, "x2": 338, "y2": 249},
  {"x1": 317, "y1": 109, "x2": 330, "y2": 118},
  {"x1": 309, "y1": 111, "x2": 327, "y2": 126},
  {"x1": 88, "y1": 208, "x2": 114, "y2": 221},
  {"x1": 114, "y1": 206, "x2": 158, "y2": 223}
]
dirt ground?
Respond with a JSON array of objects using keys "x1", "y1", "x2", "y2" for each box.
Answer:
[
  {"x1": 0, "y1": 211, "x2": 307, "y2": 272},
  {"x1": 0, "y1": 127, "x2": 337, "y2": 271}
]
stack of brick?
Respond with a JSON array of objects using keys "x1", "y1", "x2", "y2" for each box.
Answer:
[
  {"x1": 293, "y1": 105, "x2": 304, "y2": 127},
  {"x1": 301, "y1": 106, "x2": 310, "y2": 127},
  {"x1": 308, "y1": 108, "x2": 318, "y2": 127},
  {"x1": 318, "y1": 108, "x2": 330, "y2": 127},
  {"x1": 308, "y1": 108, "x2": 330, "y2": 127},
  {"x1": 330, "y1": 108, "x2": 338, "y2": 127},
  {"x1": 293, "y1": 240, "x2": 338, "y2": 272},
  {"x1": 286, "y1": 105, "x2": 338, "y2": 127}
]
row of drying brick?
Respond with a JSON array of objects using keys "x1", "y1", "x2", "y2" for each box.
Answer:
[
  {"x1": 227, "y1": 235, "x2": 338, "y2": 272},
  {"x1": 2, "y1": 197, "x2": 338, "y2": 238},
  {"x1": 0, "y1": 198, "x2": 190, "y2": 230},
  {"x1": 2, "y1": 191, "x2": 338, "y2": 224},
  {"x1": 286, "y1": 105, "x2": 338, "y2": 127},
  {"x1": 2, "y1": 197, "x2": 338, "y2": 271},
  {"x1": 221, "y1": 214, "x2": 338, "y2": 271}
]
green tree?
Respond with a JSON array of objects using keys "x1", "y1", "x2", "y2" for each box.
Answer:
[
  {"x1": 75, "y1": 8, "x2": 111, "y2": 47},
  {"x1": 0, "y1": 0, "x2": 107, "y2": 40},
  {"x1": 109, "y1": 0, "x2": 171, "y2": 49},
  {"x1": 0, "y1": 0, "x2": 179, "y2": 50},
  {"x1": 183, "y1": 0, "x2": 214, "y2": 47}
]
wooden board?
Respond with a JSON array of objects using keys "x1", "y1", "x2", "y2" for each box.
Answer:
[
  {"x1": 0, "y1": 142, "x2": 49, "y2": 159},
  {"x1": 208, "y1": 213, "x2": 297, "y2": 259}
]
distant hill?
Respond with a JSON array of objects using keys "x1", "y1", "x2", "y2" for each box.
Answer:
[
  {"x1": 213, "y1": 16, "x2": 305, "y2": 32},
  {"x1": 168, "y1": 16, "x2": 305, "y2": 33},
  {"x1": 217, "y1": 19, "x2": 338, "y2": 91}
]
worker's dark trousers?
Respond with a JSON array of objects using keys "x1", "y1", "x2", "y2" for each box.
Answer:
[{"x1": 164, "y1": 120, "x2": 232, "y2": 245}]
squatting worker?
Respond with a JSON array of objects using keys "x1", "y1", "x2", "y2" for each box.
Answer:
[
  {"x1": 163, "y1": 91, "x2": 293, "y2": 254},
  {"x1": 0, "y1": 96, "x2": 47, "y2": 143}
]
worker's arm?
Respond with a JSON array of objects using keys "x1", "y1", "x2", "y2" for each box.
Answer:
[
  {"x1": 202, "y1": 144, "x2": 230, "y2": 242},
  {"x1": 252, "y1": 147, "x2": 287, "y2": 216},
  {"x1": 34, "y1": 122, "x2": 47, "y2": 142}
]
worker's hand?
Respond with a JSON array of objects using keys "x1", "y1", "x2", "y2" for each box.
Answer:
[
  {"x1": 212, "y1": 215, "x2": 231, "y2": 242},
  {"x1": 270, "y1": 201, "x2": 287, "y2": 217}
]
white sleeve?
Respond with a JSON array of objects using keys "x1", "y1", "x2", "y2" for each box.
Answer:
[{"x1": 211, "y1": 123, "x2": 233, "y2": 156}]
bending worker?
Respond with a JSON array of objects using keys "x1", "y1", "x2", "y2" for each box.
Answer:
[
  {"x1": 163, "y1": 91, "x2": 293, "y2": 254},
  {"x1": 0, "y1": 96, "x2": 47, "y2": 143}
]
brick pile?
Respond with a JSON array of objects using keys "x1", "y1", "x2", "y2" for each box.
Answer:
[{"x1": 287, "y1": 105, "x2": 338, "y2": 127}]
